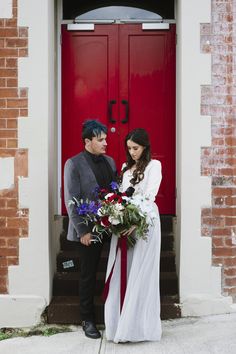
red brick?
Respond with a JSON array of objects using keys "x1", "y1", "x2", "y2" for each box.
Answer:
[
  {"x1": 18, "y1": 48, "x2": 28, "y2": 57},
  {"x1": 7, "y1": 98, "x2": 27, "y2": 108},
  {"x1": 0, "y1": 228, "x2": 19, "y2": 237},
  {"x1": 0, "y1": 69, "x2": 17, "y2": 78},
  {"x1": 225, "y1": 197, "x2": 236, "y2": 206},
  {"x1": 0, "y1": 209, "x2": 18, "y2": 218},
  {"x1": 0, "y1": 284, "x2": 7, "y2": 294},
  {"x1": 201, "y1": 208, "x2": 212, "y2": 217},
  {"x1": 0, "y1": 49, "x2": 18, "y2": 57},
  {"x1": 0, "y1": 238, "x2": 6, "y2": 247},
  {"x1": 0, "y1": 129, "x2": 17, "y2": 138},
  {"x1": 6, "y1": 199, "x2": 17, "y2": 208},
  {"x1": 213, "y1": 197, "x2": 225, "y2": 206},
  {"x1": 7, "y1": 238, "x2": 19, "y2": 248},
  {"x1": 0, "y1": 148, "x2": 15, "y2": 157},
  {"x1": 213, "y1": 247, "x2": 236, "y2": 257},
  {"x1": 212, "y1": 237, "x2": 224, "y2": 247},
  {"x1": 6, "y1": 39, "x2": 27, "y2": 48},
  {"x1": 0, "y1": 99, "x2": 6, "y2": 108},
  {"x1": 7, "y1": 217, "x2": 28, "y2": 228},
  {"x1": 202, "y1": 216, "x2": 225, "y2": 227},
  {"x1": 212, "y1": 228, "x2": 232, "y2": 236},
  {"x1": 212, "y1": 208, "x2": 236, "y2": 216},
  {"x1": 226, "y1": 137, "x2": 236, "y2": 146},
  {"x1": 224, "y1": 268, "x2": 236, "y2": 277},
  {"x1": 7, "y1": 78, "x2": 18, "y2": 87},
  {"x1": 0, "y1": 109, "x2": 19, "y2": 118},
  {"x1": 19, "y1": 109, "x2": 28, "y2": 116},
  {"x1": 0, "y1": 88, "x2": 18, "y2": 98},
  {"x1": 213, "y1": 187, "x2": 236, "y2": 196},
  {"x1": 0, "y1": 78, "x2": 6, "y2": 87},
  {"x1": 18, "y1": 88, "x2": 27, "y2": 97},
  {"x1": 225, "y1": 218, "x2": 236, "y2": 226},
  {"x1": 6, "y1": 58, "x2": 17, "y2": 68},
  {"x1": 5, "y1": 18, "x2": 17, "y2": 27},
  {"x1": 7, "y1": 119, "x2": 17, "y2": 129},
  {"x1": 0, "y1": 268, "x2": 8, "y2": 276},
  {"x1": 19, "y1": 27, "x2": 28, "y2": 38},
  {"x1": 7, "y1": 257, "x2": 18, "y2": 266},
  {"x1": 202, "y1": 227, "x2": 211, "y2": 236},
  {"x1": 225, "y1": 278, "x2": 236, "y2": 287},
  {"x1": 0, "y1": 29, "x2": 18, "y2": 37},
  {"x1": 0, "y1": 58, "x2": 5, "y2": 67},
  {"x1": 0, "y1": 258, "x2": 7, "y2": 267},
  {"x1": 0, "y1": 139, "x2": 7, "y2": 148},
  {"x1": 0, "y1": 119, "x2": 6, "y2": 128},
  {"x1": 0, "y1": 248, "x2": 18, "y2": 257},
  {"x1": 7, "y1": 139, "x2": 17, "y2": 148}
]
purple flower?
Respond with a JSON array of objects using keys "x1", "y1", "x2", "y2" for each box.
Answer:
[{"x1": 110, "y1": 181, "x2": 119, "y2": 191}]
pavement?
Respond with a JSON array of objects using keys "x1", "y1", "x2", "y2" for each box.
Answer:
[{"x1": 1, "y1": 313, "x2": 236, "y2": 354}]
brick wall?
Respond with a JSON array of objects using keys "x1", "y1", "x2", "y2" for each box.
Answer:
[
  {"x1": 0, "y1": 0, "x2": 28, "y2": 293},
  {"x1": 201, "y1": 0, "x2": 236, "y2": 300}
]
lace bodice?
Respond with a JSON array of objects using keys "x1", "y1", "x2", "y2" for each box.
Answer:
[{"x1": 120, "y1": 160, "x2": 162, "y2": 203}]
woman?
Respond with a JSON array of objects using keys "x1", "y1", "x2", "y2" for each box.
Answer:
[{"x1": 104, "y1": 128, "x2": 162, "y2": 343}]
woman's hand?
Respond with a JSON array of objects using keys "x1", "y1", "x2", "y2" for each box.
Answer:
[{"x1": 122, "y1": 225, "x2": 136, "y2": 236}]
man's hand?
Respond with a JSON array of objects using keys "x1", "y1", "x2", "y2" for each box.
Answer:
[{"x1": 80, "y1": 233, "x2": 92, "y2": 246}]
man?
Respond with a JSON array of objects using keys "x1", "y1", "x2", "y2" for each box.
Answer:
[{"x1": 64, "y1": 120, "x2": 116, "y2": 339}]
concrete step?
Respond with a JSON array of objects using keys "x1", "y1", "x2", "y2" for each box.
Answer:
[
  {"x1": 53, "y1": 271, "x2": 178, "y2": 297},
  {"x1": 56, "y1": 250, "x2": 176, "y2": 273},
  {"x1": 47, "y1": 295, "x2": 181, "y2": 324}
]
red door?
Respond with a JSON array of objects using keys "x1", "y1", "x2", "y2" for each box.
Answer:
[{"x1": 62, "y1": 24, "x2": 176, "y2": 214}]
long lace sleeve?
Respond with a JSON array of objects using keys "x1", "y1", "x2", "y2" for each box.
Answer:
[{"x1": 143, "y1": 160, "x2": 162, "y2": 202}]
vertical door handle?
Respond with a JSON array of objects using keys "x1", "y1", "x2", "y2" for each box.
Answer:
[
  {"x1": 108, "y1": 100, "x2": 116, "y2": 123},
  {"x1": 121, "y1": 100, "x2": 129, "y2": 124}
]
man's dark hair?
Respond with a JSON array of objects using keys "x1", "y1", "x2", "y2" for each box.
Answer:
[{"x1": 82, "y1": 120, "x2": 107, "y2": 141}]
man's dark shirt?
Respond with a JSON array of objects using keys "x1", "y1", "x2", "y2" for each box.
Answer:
[{"x1": 84, "y1": 150, "x2": 115, "y2": 190}]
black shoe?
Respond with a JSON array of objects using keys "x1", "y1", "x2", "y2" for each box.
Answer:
[{"x1": 82, "y1": 320, "x2": 101, "y2": 339}]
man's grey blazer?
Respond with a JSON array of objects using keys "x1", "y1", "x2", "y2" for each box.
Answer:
[{"x1": 64, "y1": 151, "x2": 116, "y2": 242}]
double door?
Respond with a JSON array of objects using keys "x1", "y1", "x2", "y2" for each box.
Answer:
[{"x1": 62, "y1": 24, "x2": 176, "y2": 214}]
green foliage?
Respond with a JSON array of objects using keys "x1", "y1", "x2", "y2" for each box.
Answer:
[{"x1": 0, "y1": 325, "x2": 73, "y2": 341}]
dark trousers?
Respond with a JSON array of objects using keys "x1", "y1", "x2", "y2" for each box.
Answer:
[{"x1": 78, "y1": 241, "x2": 103, "y2": 322}]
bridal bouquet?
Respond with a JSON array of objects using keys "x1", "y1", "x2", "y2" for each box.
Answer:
[{"x1": 69, "y1": 182, "x2": 156, "y2": 247}]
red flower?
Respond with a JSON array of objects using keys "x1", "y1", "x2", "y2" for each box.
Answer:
[
  {"x1": 100, "y1": 216, "x2": 110, "y2": 227},
  {"x1": 107, "y1": 193, "x2": 123, "y2": 203}
]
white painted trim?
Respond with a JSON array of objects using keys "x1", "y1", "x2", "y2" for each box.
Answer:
[
  {"x1": 0, "y1": 295, "x2": 46, "y2": 328},
  {"x1": 0, "y1": 0, "x2": 12, "y2": 18},
  {"x1": 142, "y1": 23, "x2": 170, "y2": 30},
  {"x1": 0, "y1": 0, "x2": 55, "y2": 327},
  {"x1": 0, "y1": 157, "x2": 14, "y2": 190},
  {"x1": 176, "y1": 0, "x2": 234, "y2": 316},
  {"x1": 67, "y1": 23, "x2": 94, "y2": 31},
  {"x1": 57, "y1": 0, "x2": 62, "y2": 214}
]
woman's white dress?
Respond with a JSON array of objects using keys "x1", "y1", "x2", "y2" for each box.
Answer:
[{"x1": 104, "y1": 159, "x2": 162, "y2": 343}]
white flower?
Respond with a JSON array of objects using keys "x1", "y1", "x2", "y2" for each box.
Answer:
[
  {"x1": 114, "y1": 203, "x2": 124, "y2": 212},
  {"x1": 108, "y1": 216, "x2": 120, "y2": 225}
]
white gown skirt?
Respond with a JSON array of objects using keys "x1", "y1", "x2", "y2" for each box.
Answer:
[{"x1": 104, "y1": 207, "x2": 162, "y2": 343}]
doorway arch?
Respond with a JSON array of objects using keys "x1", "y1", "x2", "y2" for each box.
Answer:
[{"x1": 62, "y1": 0, "x2": 175, "y2": 20}]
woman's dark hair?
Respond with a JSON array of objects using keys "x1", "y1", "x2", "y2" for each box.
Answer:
[
  {"x1": 82, "y1": 119, "x2": 107, "y2": 142},
  {"x1": 121, "y1": 128, "x2": 151, "y2": 186}
]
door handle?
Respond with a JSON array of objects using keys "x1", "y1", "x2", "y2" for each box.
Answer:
[
  {"x1": 108, "y1": 100, "x2": 116, "y2": 123},
  {"x1": 121, "y1": 100, "x2": 129, "y2": 124}
]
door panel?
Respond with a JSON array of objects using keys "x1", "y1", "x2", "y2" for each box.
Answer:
[
  {"x1": 119, "y1": 25, "x2": 176, "y2": 214},
  {"x1": 61, "y1": 24, "x2": 176, "y2": 215},
  {"x1": 61, "y1": 25, "x2": 119, "y2": 214}
]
